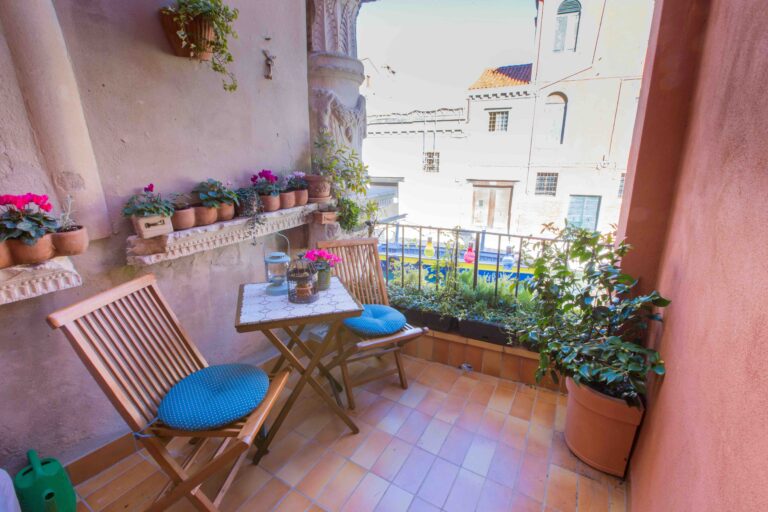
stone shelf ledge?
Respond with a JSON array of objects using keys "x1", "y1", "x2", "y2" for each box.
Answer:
[
  {"x1": 0, "y1": 257, "x2": 83, "y2": 306},
  {"x1": 126, "y1": 204, "x2": 319, "y2": 267}
]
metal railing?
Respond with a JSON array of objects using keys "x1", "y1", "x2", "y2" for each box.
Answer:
[{"x1": 376, "y1": 222, "x2": 556, "y2": 300}]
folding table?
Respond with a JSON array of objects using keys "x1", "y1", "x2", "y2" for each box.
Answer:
[{"x1": 235, "y1": 277, "x2": 362, "y2": 463}]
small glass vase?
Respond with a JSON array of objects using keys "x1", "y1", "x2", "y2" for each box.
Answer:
[{"x1": 317, "y1": 265, "x2": 332, "y2": 291}]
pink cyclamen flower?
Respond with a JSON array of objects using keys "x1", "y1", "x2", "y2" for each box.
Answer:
[
  {"x1": 40, "y1": 203, "x2": 53, "y2": 212},
  {"x1": 144, "y1": 183, "x2": 155, "y2": 193}
]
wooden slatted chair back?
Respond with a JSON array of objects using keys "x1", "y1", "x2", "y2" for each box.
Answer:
[
  {"x1": 317, "y1": 238, "x2": 388, "y2": 306},
  {"x1": 47, "y1": 274, "x2": 207, "y2": 433}
]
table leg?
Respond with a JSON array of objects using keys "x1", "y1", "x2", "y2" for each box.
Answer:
[
  {"x1": 282, "y1": 326, "x2": 343, "y2": 406},
  {"x1": 254, "y1": 323, "x2": 358, "y2": 464}
]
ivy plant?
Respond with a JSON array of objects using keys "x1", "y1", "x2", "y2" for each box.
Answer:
[
  {"x1": 336, "y1": 197, "x2": 361, "y2": 231},
  {"x1": 163, "y1": 0, "x2": 239, "y2": 91},
  {"x1": 192, "y1": 179, "x2": 239, "y2": 207},
  {"x1": 519, "y1": 224, "x2": 670, "y2": 407}
]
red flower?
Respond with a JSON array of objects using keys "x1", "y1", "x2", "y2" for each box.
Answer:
[
  {"x1": 144, "y1": 183, "x2": 155, "y2": 193},
  {"x1": 40, "y1": 203, "x2": 53, "y2": 212}
]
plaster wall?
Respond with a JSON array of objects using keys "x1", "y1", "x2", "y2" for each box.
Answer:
[
  {"x1": 625, "y1": 0, "x2": 768, "y2": 510},
  {"x1": 0, "y1": 0, "x2": 310, "y2": 471}
]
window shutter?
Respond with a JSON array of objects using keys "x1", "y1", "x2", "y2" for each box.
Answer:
[
  {"x1": 554, "y1": 15, "x2": 567, "y2": 52},
  {"x1": 558, "y1": 0, "x2": 582, "y2": 14}
]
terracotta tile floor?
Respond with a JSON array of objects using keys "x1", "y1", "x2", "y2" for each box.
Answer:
[{"x1": 75, "y1": 356, "x2": 627, "y2": 512}]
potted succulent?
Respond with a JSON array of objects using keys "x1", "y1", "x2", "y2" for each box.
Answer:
[
  {"x1": 122, "y1": 184, "x2": 175, "y2": 239},
  {"x1": 288, "y1": 172, "x2": 309, "y2": 206},
  {"x1": 160, "y1": 0, "x2": 239, "y2": 91},
  {"x1": 278, "y1": 175, "x2": 296, "y2": 210},
  {"x1": 304, "y1": 249, "x2": 342, "y2": 291},
  {"x1": 169, "y1": 193, "x2": 196, "y2": 230},
  {"x1": 0, "y1": 194, "x2": 58, "y2": 264},
  {"x1": 309, "y1": 133, "x2": 370, "y2": 204},
  {"x1": 520, "y1": 225, "x2": 670, "y2": 477},
  {"x1": 251, "y1": 170, "x2": 280, "y2": 212},
  {"x1": 51, "y1": 195, "x2": 89, "y2": 256},
  {"x1": 192, "y1": 178, "x2": 239, "y2": 222},
  {"x1": 235, "y1": 187, "x2": 261, "y2": 217}
]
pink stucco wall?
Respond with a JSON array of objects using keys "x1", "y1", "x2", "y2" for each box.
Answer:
[
  {"x1": 0, "y1": 0, "x2": 310, "y2": 471},
  {"x1": 624, "y1": 0, "x2": 768, "y2": 510}
]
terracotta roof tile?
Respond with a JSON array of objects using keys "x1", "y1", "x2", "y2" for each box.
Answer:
[{"x1": 469, "y1": 64, "x2": 533, "y2": 90}]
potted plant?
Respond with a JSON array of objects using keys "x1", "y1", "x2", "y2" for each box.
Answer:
[
  {"x1": 336, "y1": 197, "x2": 361, "y2": 232},
  {"x1": 192, "y1": 179, "x2": 239, "y2": 222},
  {"x1": 251, "y1": 170, "x2": 280, "y2": 212},
  {"x1": 0, "y1": 194, "x2": 58, "y2": 264},
  {"x1": 308, "y1": 133, "x2": 370, "y2": 204},
  {"x1": 235, "y1": 187, "x2": 262, "y2": 217},
  {"x1": 51, "y1": 195, "x2": 89, "y2": 256},
  {"x1": 304, "y1": 249, "x2": 342, "y2": 291},
  {"x1": 160, "y1": 0, "x2": 239, "y2": 91},
  {"x1": 0, "y1": 234, "x2": 11, "y2": 269},
  {"x1": 388, "y1": 284, "x2": 458, "y2": 332},
  {"x1": 278, "y1": 175, "x2": 296, "y2": 210},
  {"x1": 169, "y1": 193, "x2": 196, "y2": 230},
  {"x1": 520, "y1": 225, "x2": 670, "y2": 477},
  {"x1": 363, "y1": 199, "x2": 379, "y2": 237},
  {"x1": 288, "y1": 172, "x2": 309, "y2": 206},
  {"x1": 122, "y1": 184, "x2": 175, "y2": 239}
]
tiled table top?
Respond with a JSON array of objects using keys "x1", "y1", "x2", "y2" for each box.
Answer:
[{"x1": 236, "y1": 277, "x2": 363, "y2": 330}]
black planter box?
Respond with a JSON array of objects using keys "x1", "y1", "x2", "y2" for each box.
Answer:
[
  {"x1": 397, "y1": 307, "x2": 456, "y2": 332},
  {"x1": 458, "y1": 318, "x2": 510, "y2": 345}
]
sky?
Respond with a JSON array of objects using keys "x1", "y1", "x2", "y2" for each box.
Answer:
[{"x1": 358, "y1": 0, "x2": 537, "y2": 115}]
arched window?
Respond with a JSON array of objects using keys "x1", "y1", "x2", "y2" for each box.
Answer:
[
  {"x1": 542, "y1": 93, "x2": 567, "y2": 145},
  {"x1": 554, "y1": 0, "x2": 581, "y2": 52}
]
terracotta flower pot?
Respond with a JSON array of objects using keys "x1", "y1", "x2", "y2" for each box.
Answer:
[
  {"x1": 0, "y1": 241, "x2": 12, "y2": 269},
  {"x1": 7, "y1": 235, "x2": 55, "y2": 265},
  {"x1": 217, "y1": 203, "x2": 236, "y2": 221},
  {"x1": 171, "y1": 207, "x2": 196, "y2": 230},
  {"x1": 564, "y1": 377, "x2": 644, "y2": 477},
  {"x1": 280, "y1": 191, "x2": 296, "y2": 210},
  {"x1": 52, "y1": 226, "x2": 89, "y2": 256},
  {"x1": 294, "y1": 189, "x2": 309, "y2": 206},
  {"x1": 313, "y1": 211, "x2": 338, "y2": 224},
  {"x1": 306, "y1": 175, "x2": 332, "y2": 204},
  {"x1": 194, "y1": 206, "x2": 218, "y2": 226},
  {"x1": 260, "y1": 195, "x2": 280, "y2": 212},
  {"x1": 159, "y1": 10, "x2": 214, "y2": 61}
]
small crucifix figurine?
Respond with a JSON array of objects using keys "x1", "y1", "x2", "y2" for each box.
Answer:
[{"x1": 263, "y1": 50, "x2": 276, "y2": 80}]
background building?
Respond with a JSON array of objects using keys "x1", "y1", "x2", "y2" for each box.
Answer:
[{"x1": 364, "y1": 0, "x2": 654, "y2": 236}]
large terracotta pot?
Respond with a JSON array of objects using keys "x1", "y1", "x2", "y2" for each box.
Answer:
[
  {"x1": 194, "y1": 206, "x2": 218, "y2": 226},
  {"x1": 52, "y1": 227, "x2": 89, "y2": 256},
  {"x1": 260, "y1": 195, "x2": 280, "y2": 212},
  {"x1": 306, "y1": 175, "x2": 332, "y2": 203},
  {"x1": 279, "y1": 191, "x2": 296, "y2": 210},
  {"x1": 564, "y1": 377, "x2": 644, "y2": 477},
  {"x1": 0, "y1": 241, "x2": 12, "y2": 269},
  {"x1": 217, "y1": 203, "x2": 236, "y2": 221},
  {"x1": 171, "y1": 207, "x2": 195, "y2": 230},
  {"x1": 7, "y1": 235, "x2": 55, "y2": 265},
  {"x1": 294, "y1": 189, "x2": 309, "y2": 206}
]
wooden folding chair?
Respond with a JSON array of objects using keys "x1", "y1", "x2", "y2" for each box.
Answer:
[
  {"x1": 317, "y1": 238, "x2": 428, "y2": 409},
  {"x1": 46, "y1": 275, "x2": 289, "y2": 512}
]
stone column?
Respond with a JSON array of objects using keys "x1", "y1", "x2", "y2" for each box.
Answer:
[
  {"x1": 306, "y1": 0, "x2": 368, "y2": 155},
  {"x1": 0, "y1": 0, "x2": 111, "y2": 239}
]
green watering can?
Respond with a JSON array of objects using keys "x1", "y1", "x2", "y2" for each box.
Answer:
[{"x1": 13, "y1": 450, "x2": 76, "y2": 512}]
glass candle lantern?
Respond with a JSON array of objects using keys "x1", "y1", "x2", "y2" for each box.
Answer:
[
  {"x1": 264, "y1": 251, "x2": 290, "y2": 296},
  {"x1": 287, "y1": 253, "x2": 319, "y2": 304}
]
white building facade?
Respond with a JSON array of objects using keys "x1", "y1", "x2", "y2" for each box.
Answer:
[{"x1": 364, "y1": 0, "x2": 654, "y2": 236}]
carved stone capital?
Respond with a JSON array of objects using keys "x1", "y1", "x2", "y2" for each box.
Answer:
[{"x1": 307, "y1": 0, "x2": 362, "y2": 57}]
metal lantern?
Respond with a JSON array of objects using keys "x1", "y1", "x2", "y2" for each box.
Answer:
[
  {"x1": 287, "y1": 253, "x2": 319, "y2": 304},
  {"x1": 264, "y1": 251, "x2": 290, "y2": 296}
]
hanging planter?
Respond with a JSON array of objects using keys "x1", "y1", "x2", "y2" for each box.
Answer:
[{"x1": 159, "y1": 1, "x2": 239, "y2": 91}]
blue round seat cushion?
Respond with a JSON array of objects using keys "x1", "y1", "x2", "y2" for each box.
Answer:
[
  {"x1": 343, "y1": 304, "x2": 407, "y2": 337},
  {"x1": 158, "y1": 364, "x2": 269, "y2": 431}
]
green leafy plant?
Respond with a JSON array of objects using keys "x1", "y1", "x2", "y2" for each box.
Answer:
[
  {"x1": 192, "y1": 179, "x2": 239, "y2": 207},
  {"x1": 235, "y1": 187, "x2": 261, "y2": 217},
  {"x1": 169, "y1": 192, "x2": 193, "y2": 210},
  {"x1": 122, "y1": 184, "x2": 174, "y2": 218},
  {"x1": 286, "y1": 171, "x2": 308, "y2": 191},
  {"x1": 0, "y1": 194, "x2": 58, "y2": 245},
  {"x1": 312, "y1": 133, "x2": 370, "y2": 198},
  {"x1": 163, "y1": 0, "x2": 239, "y2": 91},
  {"x1": 363, "y1": 199, "x2": 379, "y2": 236},
  {"x1": 519, "y1": 224, "x2": 670, "y2": 407},
  {"x1": 336, "y1": 197, "x2": 361, "y2": 231}
]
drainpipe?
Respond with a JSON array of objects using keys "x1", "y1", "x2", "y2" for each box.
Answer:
[{"x1": 0, "y1": 0, "x2": 111, "y2": 239}]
